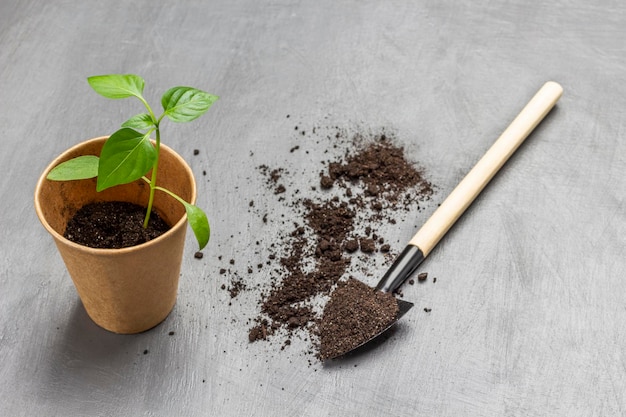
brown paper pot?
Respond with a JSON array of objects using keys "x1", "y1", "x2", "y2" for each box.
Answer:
[{"x1": 34, "y1": 137, "x2": 196, "y2": 334}]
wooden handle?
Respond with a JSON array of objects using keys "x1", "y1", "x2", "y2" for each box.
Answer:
[{"x1": 409, "y1": 81, "x2": 563, "y2": 255}]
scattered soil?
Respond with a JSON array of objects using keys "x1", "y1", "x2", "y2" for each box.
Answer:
[
  {"x1": 249, "y1": 320, "x2": 270, "y2": 342},
  {"x1": 64, "y1": 201, "x2": 170, "y2": 249},
  {"x1": 228, "y1": 278, "x2": 247, "y2": 298},
  {"x1": 317, "y1": 277, "x2": 399, "y2": 360},
  {"x1": 247, "y1": 127, "x2": 435, "y2": 359},
  {"x1": 321, "y1": 134, "x2": 432, "y2": 204}
]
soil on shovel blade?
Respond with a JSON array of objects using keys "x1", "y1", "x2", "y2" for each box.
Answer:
[
  {"x1": 64, "y1": 201, "x2": 171, "y2": 249},
  {"x1": 317, "y1": 277, "x2": 399, "y2": 360}
]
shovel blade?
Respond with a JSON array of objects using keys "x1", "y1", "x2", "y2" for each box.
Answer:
[
  {"x1": 324, "y1": 298, "x2": 414, "y2": 360},
  {"x1": 396, "y1": 298, "x2": 414, "y2": 319}
]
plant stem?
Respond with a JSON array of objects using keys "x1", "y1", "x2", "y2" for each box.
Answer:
[
  {"x1": 140, "y1": 180, "x2": 188, "y2": 206},
  {"x1": 139, "y1": 96, "x2": 158, "y2": 123},
  {"x1": 143, "y1": 124, "x2": 161, "y2": 228},
  {"x1": 153, "y1": 185, "x2": 188, "y2": 205}
]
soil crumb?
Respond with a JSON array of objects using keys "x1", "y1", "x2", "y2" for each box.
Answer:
[
  {"x1": 64, "y1": 201, "x2": 170, "y2": 249},
  {"x1": 228, "y1": 278, "x2": 247, "y2": 298},
  {"x1": 318, "y1": 277, "x2": 398, "y2": 360}
]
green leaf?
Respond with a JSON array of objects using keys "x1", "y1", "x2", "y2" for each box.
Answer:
[
  {"x1": 47, "y1": 155, "x2": 99, "y2": 181},
  {"x1": 122, "y1": 113, "x2": 155, "y2": 130},
  {"x1": 87, "y1": 74, "x2": 145, "y2": 100},
  {"x1": 96, "y1": 128, "x2": 157, "y2": 191},
  {"x1": 161, "y1": 87, "x2": 218, "y2": 123},
  {"x1": 183, "y1": 202, "x2": 210, "y2": 250}
]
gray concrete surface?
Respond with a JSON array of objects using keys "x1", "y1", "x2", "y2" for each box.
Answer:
[{"x1": 1, "y1": 1, "x2": 625, "y2": 416}]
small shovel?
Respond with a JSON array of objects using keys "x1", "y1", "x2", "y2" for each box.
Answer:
[{"x1": 327, "y1": 81, "x2": 563, "y2": 359}]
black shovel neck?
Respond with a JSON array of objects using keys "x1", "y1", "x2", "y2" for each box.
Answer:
[{"x1": 375, "y1": 245, "x2": 425, "y2": 293}]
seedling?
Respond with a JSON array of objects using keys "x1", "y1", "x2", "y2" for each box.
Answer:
[{"x1": 47, "y1": 74, "x2": 218, "y2": 250}]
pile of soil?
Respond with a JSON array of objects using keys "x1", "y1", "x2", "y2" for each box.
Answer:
[
  {"x1": 317, "y1": 277, "x2": 399, "y2": 360},
  {"x1": 247, "y1": 127, "x2": 434, "y2": 359},
  {"x1": 64, "y1": 201, "x2": 170, "y2": 249},
  {"x1": 320, "y1": 135, "x2": 432, "y2": 205}
]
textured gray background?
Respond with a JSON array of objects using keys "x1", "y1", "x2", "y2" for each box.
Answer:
[{"x1": 1, "y1": 1, "x2": 625, "y2": 416}]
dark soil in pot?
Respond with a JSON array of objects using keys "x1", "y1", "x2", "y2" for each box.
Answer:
[{"x1": 64, "y1": 201, "x2": 170, "y2": 249}]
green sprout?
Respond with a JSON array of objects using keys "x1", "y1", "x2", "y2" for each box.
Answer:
[{"x1": 47, "y1": 74, "x2": 217, "y2": 250}]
